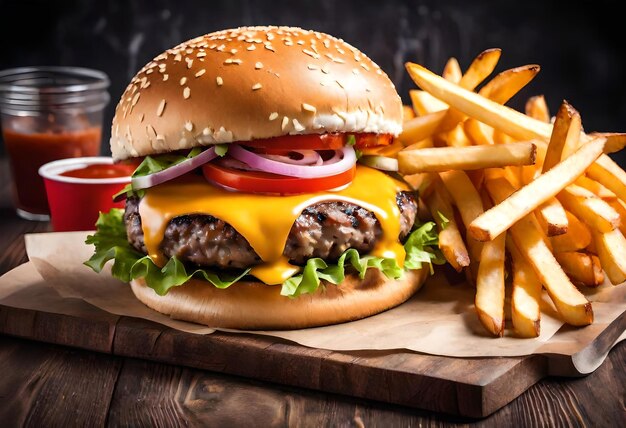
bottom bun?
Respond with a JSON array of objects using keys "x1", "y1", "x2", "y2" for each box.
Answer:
[{"x1": 130, "y1": 267, "x2": 428, "y2": 330}]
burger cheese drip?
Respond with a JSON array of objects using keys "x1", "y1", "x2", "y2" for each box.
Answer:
[{"x1": 138, "y1": 165, "x2": 408, "y2": 285}]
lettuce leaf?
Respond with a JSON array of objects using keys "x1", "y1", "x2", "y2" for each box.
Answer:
[
  {"x1": 281, "y1": 221, "x2": 444, "y2": 296},
  {"x1": 112, "y1": 147, "x2": 208, "y2": 200},
  {"x1": 85, "y1": 209, "x2": 443, "y2": 298},
  {"x1": 84, "y1": 209, "x2": 249, "y2": 295}
]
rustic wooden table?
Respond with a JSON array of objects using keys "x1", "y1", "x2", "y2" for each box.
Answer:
[{"x1": 0, "y1": 160, "x2": 624, "y2": 426}]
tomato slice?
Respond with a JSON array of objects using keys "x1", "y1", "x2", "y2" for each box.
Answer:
[
  {"x1": 354, "y1": 133, "x2": 394, "y2": 149},
  {"x1": 202, "y1": 162, "x2": 356, "y2": 195},
  {"x1": 243, "y1": 133, "x2": 345, "y2": 151}
]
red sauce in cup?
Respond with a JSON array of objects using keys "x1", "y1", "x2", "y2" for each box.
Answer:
[
  {"x1": 3, "y1": 127, "x2": 102, "y2": 215},
  {"x1": 60, "y1": 163, "x2": 136, "y2": 179}
]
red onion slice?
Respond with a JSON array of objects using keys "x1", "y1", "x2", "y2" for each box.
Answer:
[
  {"x1": 228, "y1": 145, "x2": 356, "y2": 178},
  {"x1": 261, "y1": 150, "x2": 322, "y2": 165},
  {"x1": 131, "y1": 146, "x2": 218, "y2": 190}
]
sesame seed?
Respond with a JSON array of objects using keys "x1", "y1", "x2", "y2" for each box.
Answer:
[
  {"x1": 297, "y1": 40, "x2": 305, "y2": 45},
  {"x1": 197, "y1": 51, "x2": 207, "y2": 57},
  {"x1": 216, "y1": 76, "x2": 223, "y2": 86},
  {"x1": 252, "y1": 83, "x2": 262, "y2": 90},
  {"x1": 217, "y1": 44, "x2": 225, "y2": 51},
  {"x1": 293, "y1": 119, "x2": 305, "y2": 132},
  {"x1": 180, "y1": 77, "x2": 187, "y2": 86},
  {"x1": 195, "y1": 69, "x2": 206, "y2": 77},
  {"x1": 321, "y1": 65, "x2": 330, "y2": 74},
  {"x1": 284, "y1": 41, "x2": 293, "y2": 46},
  {"x1": 186, "y1": 58, "x2": 194, "y2": 68},
  {"x1": 139, "y1": 113, "x2": 145, "y2": 123},
  {"x1": 302, "y1": 103, "x2": 316, "y2": 113},
  {"x1": 264, "y1": 44, "x2": 275, "y2": 52},
  {"x1": 203, "y1": 127, "x2": 211, "y2": 135},
  {"x1": 247, "y1": 45, "x2": 256, "y2": 51},
  {"x1": 352, "y1": 68, "x2": 360, "y2": 75},
  {"x1": 336, "y1": 80, "x2": 344, "y2": 89},
  {"x1": 281, "y1": 116, "x2": 289, "y2": 131},
  {"x1": 323, "y1": 40, "x2": 330, "y2": 48},
  {"x1": 157, "y1": 99, "x2": 166, "y2": 116},
  {"x1": 184, "y1": 121, "x2": 193, "y2": 132},
  {"x1": 269, "y1": 112, "x2": 279, "y2": 121},
  {"x1": 183, "y1": 87, "x2": 191, "y2": 99},
  {"x1": 360, "y1": 63, "x2": 370, "y2": 71},
  {"x1": 163, "y1": 74, "x2": 169, "y2": 81},
  {"x1": 255, "y1": 62, "x2": 263, "y2": 69},
  {"x1": 332, "y1": 57, "x2": 345, "y2": 64},
  {"x1": 146, "y1": 69, "x2": 154, "y2": 75},
  {"x1": 302, "y1": 49, "x2": 320, "y2": 59},
  {"x1": 307, "y1": 64, "x2": 318, "y2": 70},
  {"x1": 131, "y1": 93, "x2": 140, "y2": 106},
  {"x1": 174, "y1": 53, "x2": 182, "y2": 61},
  {"x1": 147, "y1": 124, "x2": 157, "y2": 138},
  {"x1": 224, "y1": 58, "x2": 233, "y2": 64},
  {"x1": 230, "y1": 48, "x2": 238, "y2": 54}
]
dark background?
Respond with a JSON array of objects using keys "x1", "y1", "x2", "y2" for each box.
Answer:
[{"x1": 1, "y1": 0, "x2": 624, "y2": 165}]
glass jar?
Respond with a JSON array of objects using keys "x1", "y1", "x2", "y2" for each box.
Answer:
[{"x1": 0, "y1": 66, "x2": 110, "y2": 220}]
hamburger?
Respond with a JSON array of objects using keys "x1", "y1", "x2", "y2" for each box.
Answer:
[{"x1": 85, "y1": 26, "x2": 442, "y2": 329}]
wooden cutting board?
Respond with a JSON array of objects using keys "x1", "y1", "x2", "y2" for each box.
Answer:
[{"x1": 3, "y1": 298, "x2": 622, "y2": 419}]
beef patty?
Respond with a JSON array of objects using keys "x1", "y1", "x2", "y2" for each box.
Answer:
[{"x1": 124, "y1": 191, "x2": 418, "y2": 269}]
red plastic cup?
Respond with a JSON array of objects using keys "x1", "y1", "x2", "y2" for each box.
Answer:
[{"x1": 38, "y1": 157, "x2": 132, "y2": 232}]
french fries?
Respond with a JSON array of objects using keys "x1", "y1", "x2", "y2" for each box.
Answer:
[
  {"x1": 398, "y1": 142, "x2": 536, "y2": 174},
  {"x1": 423, "y1": 179, "x2": 470, "y2": 272},
  {"x1": 542, "y1": 101, "x2": 582, "y2": 172},
  {"x1": 535, "y1": 198, "x2": 568, "y2": 237},
  {"x1": 554, "y1": 252, "x2": 604, "y2": 288},
  {"x1": 439, "y1": 170, "x2": 484, "y2": 261},
  {"x1": 550, "y1": 211, "x2": 592, "y2": 252},
  {"x1": 478, "y1": 65, "x2": 540, "y2": 105},
  {"x1": 398, "y1": 50, "x2": 626, "y2": 336},
  {"x1": 486, "y1": 177, "x2": 593, "y2": 326},
  {"x1": 468, "y1": 138, "x2": 606, "y2": 241},
  {"x1": 475, "y1": 231, "x2": 506, "y2": 336},
  {"x1": 592, "y1": 229, "x2": 626, "y2": 285},
  {"x1": 507, "y1": 236, "x2": 542, "y2": 337},
  {"x1": 525, "y1": 95, "x2": 550, "y2": 123},
  {"x1": 557, "y1": 185, "x2": 620, "y2": 233}
]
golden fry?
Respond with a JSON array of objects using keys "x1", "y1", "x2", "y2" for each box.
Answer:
[
  {"x1": 442, "y1": 57, "x2": 462, "y2": 83},
  {"x1": 475, "y1": 231, "x2": 506, "y2": 337},
  {"x1": 478, "y1": 65, "x2": 540, "y2": 105},
  {"x1": 554, "y1": 251, "x2": 604, "y2": 288},
  {"x1": 550, "y1": 211, "x2": 592, "y2": 252},
  {"x1": 557, "y1": 185, "x2": 620, "y2": 233},
  {"x1": 439, "y1": 170, "x2": 485, "y2": 261},
  {"x1": 424, "y1": 181, "x2": 470, "y2": 272},
  {"x1": 525, "y1": 95, "x2": 550, "y2": 123},
  {"x1": 536, "y1": 197, "x2": 569, "y2": 236},
  {"x1": 398, "y1": 142, "x2": 536, "y2": 174},
  {"x1": 592, "y1": 229, "x2": 626, "y2": 285},
  {"x1": 469, "y1": 138, "x2": 605, "y2": 242},
  {"x1": 399, "y1": 110, "x2": 446, "y2": 144},
  {"x1": 507, "y1": 236, "x2": 541, "y2": 337},
  {"x1": 486, "y1": 177, "x2": 593, "y2": 326},
  {"x1": 410, "y1": 89, "x2": 448, "y2": 115},
  {"x1": 542, "y1": 101, "x2": 582, "y2": 172}
]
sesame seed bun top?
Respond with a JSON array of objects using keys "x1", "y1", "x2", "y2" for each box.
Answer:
[{"x1": 110, "y1": 26, "x2": 403, "y2": 161}]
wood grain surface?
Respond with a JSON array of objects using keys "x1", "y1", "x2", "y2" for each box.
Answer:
[{"x1": 0, "y1": 159, "x2": 625, "y2": 425}]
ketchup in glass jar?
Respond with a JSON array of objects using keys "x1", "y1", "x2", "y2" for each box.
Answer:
[
  {"x1": 3, "y1": 127, "x2": 102, "y2": 217},
  {"x1": 0, "y1": 66, "x2": 110, "y2": 221}
]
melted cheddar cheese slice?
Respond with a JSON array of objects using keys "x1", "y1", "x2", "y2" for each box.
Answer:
[{"x1": 138, "y1": 165, "x2": 409, "y2": 284}]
